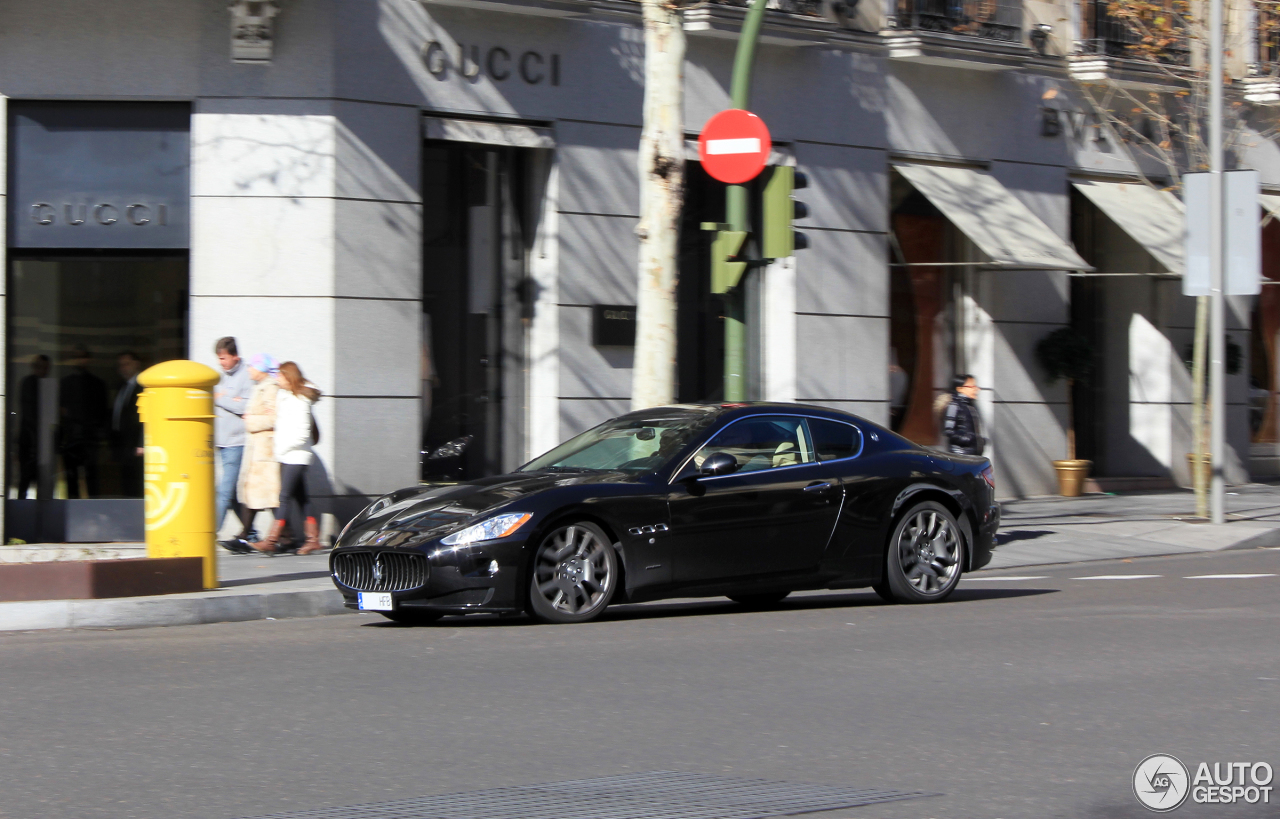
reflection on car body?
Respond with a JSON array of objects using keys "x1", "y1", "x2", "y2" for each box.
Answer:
[{"x1": 330, "y1": 402, "x2": 1001, "y2": 625}]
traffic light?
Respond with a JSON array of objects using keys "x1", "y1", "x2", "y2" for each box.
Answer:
[
  {"x1": 703, "y1": 223, "x2": 749, "y2": 294},
  {"x1": 761, "y1": 166, "x2": 808, "y2": 259}
]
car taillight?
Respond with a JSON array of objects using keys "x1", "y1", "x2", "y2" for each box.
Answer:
[{"x1": 980, "y1": 464, "x2": 996, "y2": 490}]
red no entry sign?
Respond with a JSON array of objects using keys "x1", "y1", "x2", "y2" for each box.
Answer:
[{"x1": 698, "y1": 109, "x2": 772, "y2": 184}]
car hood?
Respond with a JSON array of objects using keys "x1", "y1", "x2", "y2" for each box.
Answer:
[{"x1": 340, "y1": 470, "x2": 630, "y2": 548}]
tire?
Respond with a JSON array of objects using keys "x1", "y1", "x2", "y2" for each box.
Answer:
[
  {"x1": 527, "y1": 521, "x2": 619, "y2": 624},
  {"x1": 378, "y1": 609, "x2": 444, "y2": 626},
  {"x1": 728, "y1": 592, "x2": 790, "y2": 608},
  {"x1": 880, "y1": 500, "x2": 965, "y2": 604}
]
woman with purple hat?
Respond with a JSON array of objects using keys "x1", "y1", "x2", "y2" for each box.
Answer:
[{"x1": 221, "y1": 353, "x2": 284, "y2": 553}]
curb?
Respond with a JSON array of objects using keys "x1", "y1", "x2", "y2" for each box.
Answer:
[{"x1": 0, "y1": 587, "x2": 352, "y2": 633}]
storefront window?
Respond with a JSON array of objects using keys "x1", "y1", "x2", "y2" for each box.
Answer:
[{"x1": 6, "y1": 255, "x2": 188, "y2": 500}]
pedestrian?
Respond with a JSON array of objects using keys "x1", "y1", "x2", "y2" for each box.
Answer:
[
  {"x1": 16, "y1": 354, "x2": 50, "y2": 498},
  {"x1": 59, "y1": 345, "x2": 108, "y2": 499},
  {"x1": 253, "y1": 361, "x2": 323, "y2": 555},
  {"x1": 221, "y1": 353, "x2": 282, "y2": 555},
  {"x1": 110, "y1": 351, "x2": 145, "y2": 497},
  {"x1": 942, "y1": 373, "x2": 985, "y2": 456},
  {"x1": 213, "y1": 337, "x2": 252, "y2": 536}
]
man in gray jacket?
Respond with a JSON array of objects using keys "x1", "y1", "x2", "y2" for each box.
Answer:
[{"x1": 214, "y1": 337, "x2": 253, "y2": 541}]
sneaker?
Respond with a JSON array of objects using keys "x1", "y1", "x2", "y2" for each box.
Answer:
[{"x1": 220, "y1": 538, "x2": 253, "y2": 555}]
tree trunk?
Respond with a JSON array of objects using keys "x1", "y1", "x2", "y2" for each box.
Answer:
[
  {"x1": 1192, "y1": 295, "x2": 1209, "y2": 517},
  {"x1": 631, "y1": 0, "x2": 686, "y2": 410}
]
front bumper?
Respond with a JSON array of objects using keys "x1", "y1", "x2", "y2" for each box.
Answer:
[{"x1": 330, "y1": 536, "x2": 529, "y2": 614}]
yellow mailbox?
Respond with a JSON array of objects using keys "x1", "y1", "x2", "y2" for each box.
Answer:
[{"x1": 137, "y1": 361, "x2": 221, "y2": 589}]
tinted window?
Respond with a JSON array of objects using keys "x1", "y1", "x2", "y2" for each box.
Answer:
[
  {"x1": 696, "y1": 416, "x2": 814, "y2": 473},
  {"x1": 808, "y1": 418, "x2": 861, "y2": 461}
]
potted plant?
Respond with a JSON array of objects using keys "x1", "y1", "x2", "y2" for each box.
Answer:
[{"x1": 1036, "y1": 327, "x2": 1094, "y2": 497}]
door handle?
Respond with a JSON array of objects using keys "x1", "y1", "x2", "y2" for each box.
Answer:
[{"x1": 803, "y1": 482, "x2": 833, "y2": 492}]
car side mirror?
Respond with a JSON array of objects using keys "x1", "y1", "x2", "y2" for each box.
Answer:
[{"x1": 698, "y1": 452, "x2": 739, "y2": 477}]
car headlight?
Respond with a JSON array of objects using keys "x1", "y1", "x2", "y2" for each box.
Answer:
[{"x1": 440, "y1": 512, "x2": 532, "y2": 546}]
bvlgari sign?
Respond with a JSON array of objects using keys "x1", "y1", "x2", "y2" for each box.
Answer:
[{"x1": 8, "y1": 102, "x2": 190, "y2": 250}]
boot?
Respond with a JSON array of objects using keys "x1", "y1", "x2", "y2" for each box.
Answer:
[
  {"x1": 297, "y1": 517, "x2": 324, "y2": 555},
  {"x1": 251, "y1": 519, "x2": 287, "y2": 554}
]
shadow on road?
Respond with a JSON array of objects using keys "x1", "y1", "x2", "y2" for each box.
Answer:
[{"x1": 359, "y1": 587, "x2": 1058, "y2": 628}]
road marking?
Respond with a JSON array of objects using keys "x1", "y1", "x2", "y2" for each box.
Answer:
[
  {"x1": 1184, "y1": 573, "x2": 1276, "y2": 579},
  {"x1": 706, "y1": 138, "x2": 761, "y2": 155},
  {"x1": 965, "y1": 576, "x2": 1049, "y2": 582},
  {"x1": 1072, "y1": 574, "x2": 1162, "y2": 580}
]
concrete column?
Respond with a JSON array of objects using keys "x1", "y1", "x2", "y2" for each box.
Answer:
[
  {"x1": 188, "y1": 99, "x2": 422, "y2": 533},
  {"x1": 527, "y1": 156, "x2": 561, "y2": 460}
]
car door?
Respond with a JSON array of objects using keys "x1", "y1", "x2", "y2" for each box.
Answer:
[
  {"x1": 814, "y1": 419, "x2": 924, "y2": 582},
  {"x1": 667, "y1": 415, "x2": 843, "y2": 585}
]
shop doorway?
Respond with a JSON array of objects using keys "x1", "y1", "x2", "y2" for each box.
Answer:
[
  {"x1": 888, "y1": 175, "x2": 960, "y2": 446},
  {"x1": 676, "y1": 161, "x2": 727, "y2": 404},
  {"x1": 420, "y1": 142, "x2": 544, "y2": 481}
]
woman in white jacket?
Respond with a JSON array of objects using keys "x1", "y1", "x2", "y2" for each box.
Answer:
[{"x1": 252, "y1": 361, "x2": 323, "y2": 555}]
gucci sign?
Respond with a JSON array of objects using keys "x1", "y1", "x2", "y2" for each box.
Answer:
[
  {"x1": 30, "y1": 202, "x2": 170, "y2": 227},
  {"x1": 422, "y1": 41, "x2": 561, "y2": 85}
]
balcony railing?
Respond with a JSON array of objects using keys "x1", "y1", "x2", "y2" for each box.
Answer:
[
  {"x1": 893, "y1": 0, "x2": 1023, "y2": 43},
  {"x1": 1078, "y1": 0, "x2": 1191, "y2": 66},
  {"x1": 702, "y1": 0, "x2": 826, "y2": 16}
]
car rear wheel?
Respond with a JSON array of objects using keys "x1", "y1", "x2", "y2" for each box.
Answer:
[
  {"x1": 878, "y1": 501, "x2": 964, "y2": 604},
  {"x1": 528, "y1": 522, "x2": 618, "y2": 624},
  {"x1": 728, "y1": 592, "x2": 790, "y2": 608},
  {"x1": 378, "y1": 609, "x2": 444, "y2": 625}
]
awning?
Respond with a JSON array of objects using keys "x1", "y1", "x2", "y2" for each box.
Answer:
[
  {"x1": 423, "y1": 117, "x2": 555, "y2": 149},
  {"x1": 894, "y1": 163, "x2": 1092, "y2": 271},
  {"x1": 1071, "y1": 180, "x2": 1184, "y2": 275},
  {"x1": 1260, "y1": 192, "x2": 1280, "y2": 218}
]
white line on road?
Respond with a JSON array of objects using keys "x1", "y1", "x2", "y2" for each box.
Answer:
[
  {"x1": 1072, "y1": 575, "x2": 1163, "y2": 580},
  {"x1": 1184, "y1": 573, "x2": 1276, "y2": 579},
  {"x1": 965, "y1": 576, "x2": 1050, "y2": 582},
  {"x1": 706, "y1": 138, "x2": 761, "y2": 155}
]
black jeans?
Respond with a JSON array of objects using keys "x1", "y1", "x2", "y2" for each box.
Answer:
[{"x1": 276, "y1": 463, "x2": 313, "y2": 540}]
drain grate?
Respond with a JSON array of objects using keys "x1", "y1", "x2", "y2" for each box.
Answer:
[{"x1": 237, "y1": 770, "x2": 934, "y2": 819}]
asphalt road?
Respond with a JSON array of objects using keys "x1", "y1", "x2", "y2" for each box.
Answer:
[{"x1": 1, "y1": 548, "x2": 1278, "y2": 819}]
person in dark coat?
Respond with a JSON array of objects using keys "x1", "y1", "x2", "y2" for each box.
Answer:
[
  {"x1": 59, "y1": 345, "x2": 108, "y2": 499},
  {"x1": 16, "y1": 354, "x2": 50, "y2": 498},
  {"x1": 111, "y1": 351, "x2": 145, "y2": 497},
  {"x1": 942, "y1": 373, "x2": 985, "y2": 456}
]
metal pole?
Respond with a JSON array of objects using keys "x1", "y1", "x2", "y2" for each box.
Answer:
[
  {"x1": 722, "y1": 0, "x2": 769, "y2": 402},
  {"x1": 1209, "y1": 0, "x2": 1226, "y2": 524}
]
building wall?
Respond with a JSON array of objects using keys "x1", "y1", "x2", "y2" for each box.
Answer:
[{"x1": 1, "y1": 0, "x2": 1266, "y2": 517}]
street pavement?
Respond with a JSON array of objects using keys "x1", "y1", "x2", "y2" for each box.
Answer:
[{"x1": 0, "y1": 547, "x2": 1276, "y2": 819}]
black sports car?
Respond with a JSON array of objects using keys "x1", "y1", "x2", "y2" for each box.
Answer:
[{"x1": 330, "y1": 402, "x2": 1000, "y2": 624}]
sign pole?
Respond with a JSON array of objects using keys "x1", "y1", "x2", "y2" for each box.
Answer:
[
  {"x1": 722, "y1": 0, "x2": 768, "y2": 402},
  {"x1": 1209, "y1": 0, "x2": 1226, "y2": 524}
]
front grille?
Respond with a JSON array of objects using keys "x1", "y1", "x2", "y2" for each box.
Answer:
[{"x1": 332, "y1": 550, "x2": 427, "y2": 592}]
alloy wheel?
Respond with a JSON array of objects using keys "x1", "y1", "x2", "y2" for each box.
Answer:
[
  {"x1": 530, "y1": 523, "x2": 616, "y2": 622},
  {"x1": 895, "y1": 507, "x2": 961, "y2": 596}
]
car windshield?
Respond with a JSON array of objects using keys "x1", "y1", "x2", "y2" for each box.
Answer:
[{"x1": 519, "y1": 411, "x2": 717, "y2": 473}]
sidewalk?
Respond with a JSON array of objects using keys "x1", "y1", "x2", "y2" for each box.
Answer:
[
  {"x1": 0, "y1": 550, "x2": 346, "y2": 632},
  {"x1": 3, "y1": 486, "x2": 1280, "y2": 632},
  {"x1": 989, "y1": 484, "x2": 1280, "y2": 569}
]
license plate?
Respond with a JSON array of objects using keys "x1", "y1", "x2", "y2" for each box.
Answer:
[{"x1": 358, "y1": 592, "x2": 393, "y2": 611}]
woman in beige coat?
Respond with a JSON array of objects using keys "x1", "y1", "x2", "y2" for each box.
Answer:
[{"x1": 220, "y1": 354, "x2": 283, "y2": 554}]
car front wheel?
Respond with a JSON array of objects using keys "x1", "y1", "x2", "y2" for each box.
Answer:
[
  {"x1": 528, "y1": 521, "x2": 619, "y2": 624},
  {"x1": 876, "y1": 501, "x2": 964, "y2": 604}
]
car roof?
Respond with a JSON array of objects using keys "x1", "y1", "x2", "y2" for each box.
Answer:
[{"x1": 614, "y1": 402, "x2": 863, "y2": 424}]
